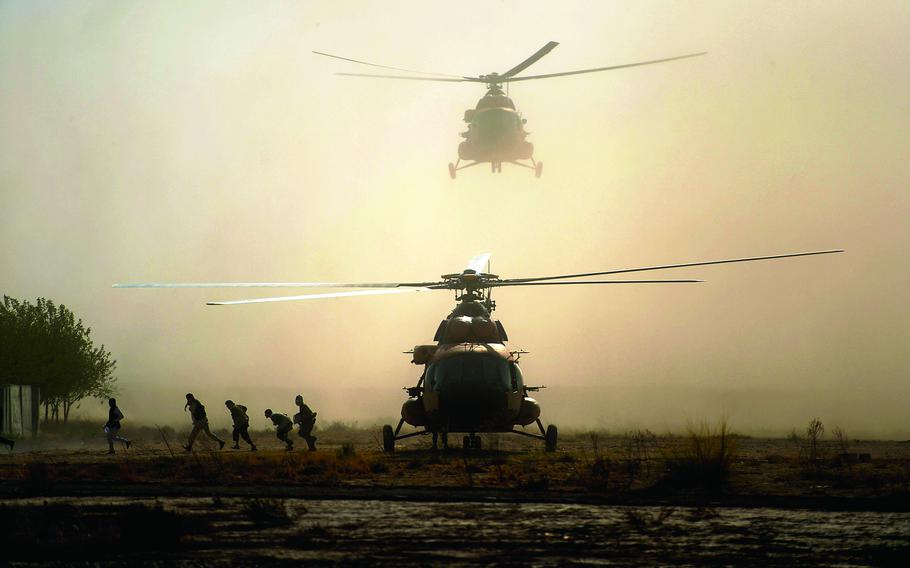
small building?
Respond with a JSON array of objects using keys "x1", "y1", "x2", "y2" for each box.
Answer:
[{"x1": 1, "y1": 383, "x2": 40, "y2": 437}]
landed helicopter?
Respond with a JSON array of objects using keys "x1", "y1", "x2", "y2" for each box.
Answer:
[
  {"x1": 313, "y1": 42, "x2": 706, "y2": 178},
  {"x1": 116, "y1": 248, "x2": 841, "y2": 452}
]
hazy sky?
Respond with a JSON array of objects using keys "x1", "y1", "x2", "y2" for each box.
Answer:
[{"x1": 1, "y1": 1, "x2": 908, "y2": 436}]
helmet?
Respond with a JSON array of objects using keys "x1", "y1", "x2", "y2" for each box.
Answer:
[
  {"x1": 225, "y1": 400, "x2": 234, "y2": 407},
  {"x1": 264, "y1": 409, "x2": 273, "y2": 418},
  {"x1": 185, "y1": 393, "x2": 194, "y2": 400},
  {"x1": 295, "y1": 394, "x2": 303, "y2": 405}
]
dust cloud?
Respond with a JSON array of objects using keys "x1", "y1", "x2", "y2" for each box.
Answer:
[{"x1": 1, "y1": 2, "x2": 908, "y2": 436}]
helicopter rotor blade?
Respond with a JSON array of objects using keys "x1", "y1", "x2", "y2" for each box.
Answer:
[
  {"x1": 500, "y1": 41, "x2": 560, "y2": 78},
  {"x1": 499, "y1": 249, "x2": 844, "y2": 284},
  {"x1": 206, "y1": 287, "x2": 434, "y2": 306},
  {"x1": 465, "y1": 253, "x2": 492, "y2": 274},
  {"x1": 312, "y1": 51, "x2": 464, "y2": 78},
  {"x1": 114, "y1": 281, "x2": 437, "y2": 289},
  {"x1": 497, "y1": 51, "x2": 708, "y2": 83},
  {"x1": 335, "y1": 72, "x2": 476, "y2": 82},
  {"x1": 491, "y1": 279, "x2": 702, "y2": 288}
]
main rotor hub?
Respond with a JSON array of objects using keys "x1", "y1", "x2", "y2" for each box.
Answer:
[
  {"x1": 479, "y1": 73, "x2": 504, "y2": 92},
  {"x1": 440, "y1": 270, "x2": 499, "y2": 311}
]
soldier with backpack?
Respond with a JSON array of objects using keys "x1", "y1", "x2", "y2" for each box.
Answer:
[
  {"x1": 225, "y1": 400, "x2": 257, "y2": 451},
  {"x1": 183, "y1": 393, "x2": 225, "y2": 452},
  {"x1": 293, "y1": 394, "x2": 318, "y2": 451},
  {"x1": 264, "y1": 408, "x2": 294, "y2": 451}
]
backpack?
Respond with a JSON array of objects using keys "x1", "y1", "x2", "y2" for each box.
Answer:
[{"x1": 193, "y1": 401, "x2": 207, "y2": 421}]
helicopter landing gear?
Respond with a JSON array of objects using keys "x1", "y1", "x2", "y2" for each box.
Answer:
[
  {"x1": 506, "y1": 159, "x2": 543, "y2": 178},
  {"x1": 512, "y1": 419, "x2": 558, "y2": 451},
  {"x1": 545, "y1": 424, "x2": 558, "y2": 452},
  {"x1": 462, "y1": 434, "x2": 482, "y2": 451},
  {"x1": 382, "y1": 424, "x2": 395, "y2": 453},
  {"x1": 491, "y1": 162, "x2": 503, "y2": 173},
  {"x1": 448, "y1": 159, "x2": 481, "y2": 178}
]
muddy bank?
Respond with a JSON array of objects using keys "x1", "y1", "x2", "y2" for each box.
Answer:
[
  {"x1": 2, "y1": 480, "x2": 910, "y2": 513},
  {"x1": 3, "y1": 497, "x2": 909, "y2": 566}
]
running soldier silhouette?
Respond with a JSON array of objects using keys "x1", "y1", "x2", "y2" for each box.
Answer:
[
  {"x1": 293, "y1": 394, "x2": 318, "y2": 451},
  {"x1": 264, "y1": 409, "x2": 293, "y2": 451},
  {"x1": 183, "y1": 393, "x2": 225, "y2": 451},
  {"x1": 225, "y1": 400, "x2": 257, "y2": 451},
  {"x1": 104, "y1": 397, "x2": 131, "y2": 454}
]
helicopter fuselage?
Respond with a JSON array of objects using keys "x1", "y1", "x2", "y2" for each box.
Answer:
[
  {"x1": 448, "y1": 89, "x2": 542, "y2": 177},
  {"x1": 402, "y1": 342, "x2": 541, "y2": 433},
  {"x1": 458, "y1": 93, "x2": 533, "y2": 164},
  {"x1": 399, "y1": 302, "x2": 542, "y2": 435}
]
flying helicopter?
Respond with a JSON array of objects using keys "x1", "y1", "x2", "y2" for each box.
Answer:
[
  {"x1": 115, "y1": 248, "x2": 842, "y2": 452},
  {"x1": 313, "y1": 42, "x2": 706, "y2": 178}
]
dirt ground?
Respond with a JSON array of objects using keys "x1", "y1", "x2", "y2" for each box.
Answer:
[{"x1": 2, "y1": 425, "x2": 910, "y2": 507}]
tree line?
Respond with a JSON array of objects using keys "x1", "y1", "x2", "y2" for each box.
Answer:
[{"x1": 0, "y1": 296, "x2": 116, "y2": 423}]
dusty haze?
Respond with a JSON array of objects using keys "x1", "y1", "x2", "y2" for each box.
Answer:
[{"x1": 1, "y1": 2, "x2": 908, "y2": 437}]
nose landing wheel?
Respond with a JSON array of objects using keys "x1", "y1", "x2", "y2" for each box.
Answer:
[{"x1": 545, "y1": 424, "x2": 557, "y2": 452}]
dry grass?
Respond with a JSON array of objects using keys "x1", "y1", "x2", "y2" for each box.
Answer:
[
  {"x1": 662, "y1": 419, "x2": 737, "y2": 490},
  {"x1": 6, "y1": 424, "x2": 910, "y2": 502},
  {"x1": 14, "y1": 449, "x2": 375, "y2": 486}
]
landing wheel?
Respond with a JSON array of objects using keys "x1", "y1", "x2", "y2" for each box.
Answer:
[
  {"x1": 535, "y1": 161, "x2": 543, "y2": 178},
  {"x1": 382, "y1": 424, "x2": 395, "y2": 453},
  {"x1": 448, "y1": 163, "x2": 456, "y2": 179},
  {"x1": 545, "y1": 424, "x2": 557, "y2": 452},
  {"x1": 462, "y1": 435, "x2": 482, "y2": 451}
]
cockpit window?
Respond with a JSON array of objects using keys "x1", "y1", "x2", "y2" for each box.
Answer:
[
  {"x1": 427, "y1": 355, "x2": 511, "y2": 392},
  {"x1": 474, "y1": 109, "x2": 521, "y2": 134}
]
